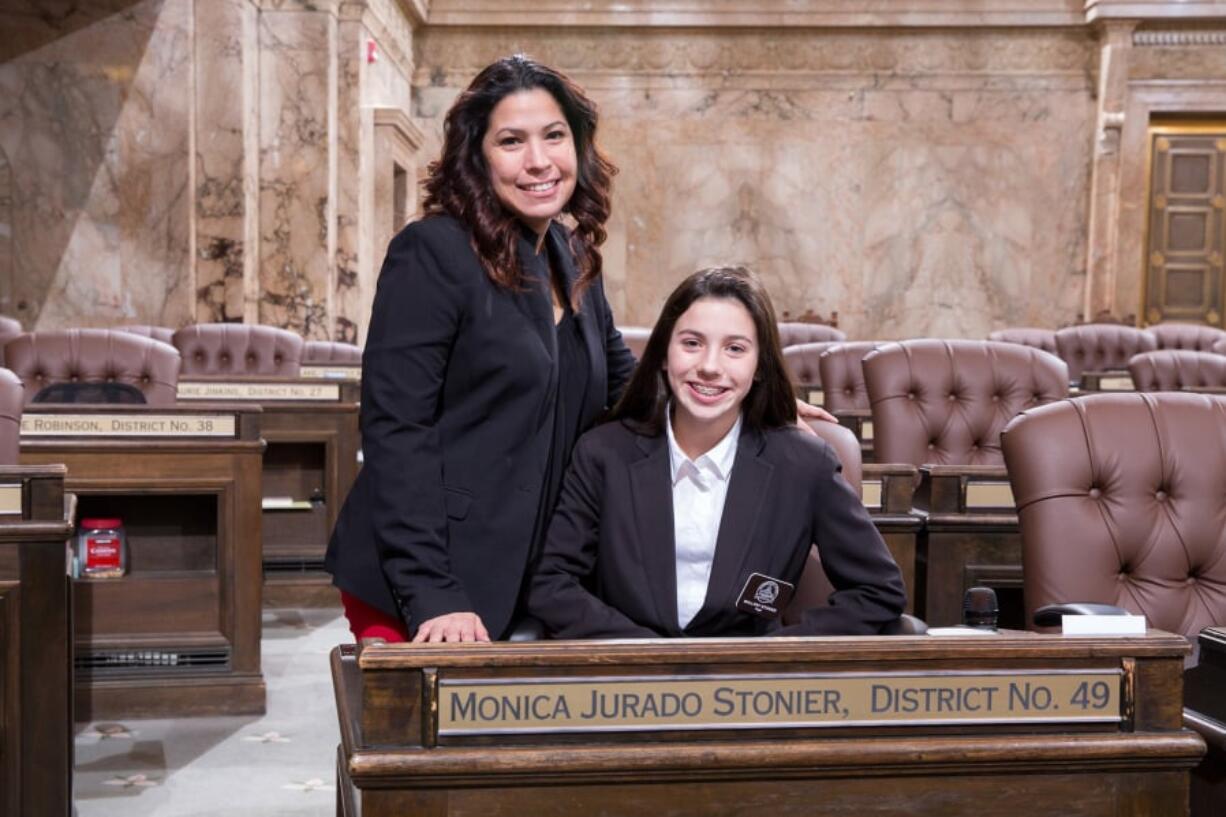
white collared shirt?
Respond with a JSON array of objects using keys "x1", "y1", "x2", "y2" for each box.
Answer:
[{"x1": 666, "y1": 411, "x2": 742, "y2": 629}]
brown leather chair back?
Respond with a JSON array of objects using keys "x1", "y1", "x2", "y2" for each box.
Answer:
[
  {"x1": 987, "y1": 327, "x2": 1058, "y2": 356},
  {"x1": 618, "y1": 327, "x2": 651, "y2": 361},
  {"x1": 1054, "y1": 324, "x2": 1157, "y2": 384},
  {"x1": 302, "y1": 340, "x2": 361, "y2": 365},
  {"x1": 863, "y1": 339, "x2": 1068, "y2": 467},
  {"x1": 4, "y1": 330, "x2": 181, "y2": 407},
  {"x1": 1148, "y1": 322, "x2": 1226, "y2": 352},
  {"x1": 115, "y1": 325, "x2": 176, "y2": 345},
  {"x1": 819, "y1": 342, "x2": 883, "y2": 412},
  {"x1": 777, "y1": 322, "x2": 846, "y2": 348},
  {"x1": 784, "y1": 420, "x2": 863, "y2": 623},
  {"x1": 0, "y1": 315, "x2": 22, "y2": 368},
  {"x1": 173, "y1": 324, "x2": 304, "y2": 376},
  {"x1": 1214, "y1": 337, "x2": 1226, "y2": 356},
  {"x1": 0, "y1": 367, "x2": 22, "y2": 465},
  {"x1": 1002, "y1": 393, "x2": 1226, "y2": 639},
  {"x1": 782, "y1": 341, "x2": 841, "y2": 387},
  {"x1": 1128, "y1": 349, "x2": 1226, "y2": 392}
]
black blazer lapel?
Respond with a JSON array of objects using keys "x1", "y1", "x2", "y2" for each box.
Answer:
[
  {"x1": 628, "y1": 431, "x2": 682, "y2": 635},
  {"x1": 515, "y1": 229, "x2": 558, "y2": 363},
  {"x1": 547, "y1": 224, "x2": 605, "y2": 421},
  {"x1": 686, "y1": 427, "x2": 773, "y2": 633}
]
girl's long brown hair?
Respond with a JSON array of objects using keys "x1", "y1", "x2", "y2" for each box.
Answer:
[
  {"x1": 611, "y1": 266, "x2": 798, "y2": 435},
  {"x1": 421, "y1": 55, "x2": 616, "y2": 304}
]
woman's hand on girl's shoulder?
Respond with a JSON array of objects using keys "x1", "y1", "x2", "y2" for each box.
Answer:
[
  {"x1": 411, "y1": 612, "x2": 491, "y2": 643},
  {"x1": 795, "y1": 398, "x2": 837, "y2": 429}
]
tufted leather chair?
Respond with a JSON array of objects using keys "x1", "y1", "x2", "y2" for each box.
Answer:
[
  {"x1": 115, "y1": 325, "x2": 176, "y2": 346},
  {"x1": 1002, "y1": 392, "x2": 1226, "y2": 641},
  {"x1": 1128, "y1": 349, "x2": 1226, "y2": 392},
  {"x1": 617, "y1": 327, "x2": 651, "y2": 361},
  {"x1": 0, "y1": 367, "x2": 22, "y2": 464},
  {"x1": 302, "y1": 340, "x2": 362, "y2": 365},
  {"x1": 987, "y1": 327, "x2": 1058, "y2": 356},
  {"x1": 1054, "y1": 324, "x2": 1157, "y2": 385},
  {"x1": 783, "y1": 341, "x2": 842, "y2": 389},
  {"x1": 1148, "y1": 322, "x2": 1226, "y2": 353},
  {"x1": 819, "y1": 342, "x2": 885, "y2": 412},
  {"x1": 863, "y1": 340, "x2": 1068, "y2": 467},
  {"x1": 3, "y1": 330, "x2": 181, "y2": 407},
  {"x1": 173, "y1": 324, "x2": 304, "y2": 377},
  {"x1": 777, "y1": 322, "x2": 846, "y2": 348},
  {"x1": 1214, "y1": 337, "x2": 1226, "y2": 356},
  {"x1": 0, "y1": 315, "x2": 22, "y2": 368}
]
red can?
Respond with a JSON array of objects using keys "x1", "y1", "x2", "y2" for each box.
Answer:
[{"x1": 78, "y1": 517, "x2": 127, "y2": 578}]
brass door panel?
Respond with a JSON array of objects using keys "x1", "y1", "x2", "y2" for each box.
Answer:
[{"x1": 1143, "y1": 125, "x2": 1226, "y2": 327}]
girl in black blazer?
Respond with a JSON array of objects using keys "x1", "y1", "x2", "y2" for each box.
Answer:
[
  {"x1": 325, "y1": 57, "x2": 637, "y2": 643},
  {"x1": 527, "y1": 267, "x2": 906, "y2": 638}
]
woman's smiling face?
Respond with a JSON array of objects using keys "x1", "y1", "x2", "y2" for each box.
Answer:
[
  {"x1": 482, "y1": 88, "x2": 577, "y2": 234},
  {"x1": 666, "y1": 296, "x2": 759, "y2": 441}
]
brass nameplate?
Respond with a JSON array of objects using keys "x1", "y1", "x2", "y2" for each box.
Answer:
[
  {"x1": 862, "y1": 480, "x2": 882, "y2": 510},
  {"x1": 177, "y1": 382, "x2": 341, "y2": 401},
  {"x1": 807, "y1": 389, "x2": 824, "y2": 406},
  {"x1": 965, "y1": 482, "x2": 1015, "y2": 509},
  {"x1": 1097, "y1": 376, "x2": 1134, "y2": 391},
  {"x1": 299, "y1": 365, "x2": 360, "y2": 381},
  {"x1": 860, "y1": 420, "x2": 874, "y2": 441},
  {"x1": 438, "y1": 670, "x2": 1121, "y2": 736},
  {"x1": 21, "y1": 413, "x2": 237, "y2": 438},
  {"x1": 0, "y1": 484, "x2": 21, "y2": 515}
]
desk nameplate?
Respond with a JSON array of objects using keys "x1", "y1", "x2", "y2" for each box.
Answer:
[
  {"x1": 0, "y1": 483, "x2": 21, "y2": 515},
  {"x1": 20, "y1": 413, "x2": 237, "y2": 438},
  {"x1": 177, "y1": 382, "x2": 341, "y2": 401},
  {"x1": 965, "y1": 481, "x2": 1014, "y2": 509},
  {"x1": 299, "y1": 365, "x2": 361, "y2": 381},
  {"x1": 862, "y1": 479, "x2": 882, "y2": 510},
  {"x1": 807, "y1": 389, "x2": 824, "y2": 406},
  {"x1": 438, "y1": 669, "x2": 1122, "y2": 736},
  {"x1": 861, "y1": 420, "x2": 874, "y2": 442},
  {"x1": 1097, "y1": 376, "x2": 1134, "y2": 391}
]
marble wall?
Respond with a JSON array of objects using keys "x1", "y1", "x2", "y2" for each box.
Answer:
[
  {"x1": 413, "y1": 27, "x2": 1097, "y2": 339},
  {"x1": 3, "y1": 1, "x2": 1225, "y2": 341},
  {"x1": 0, "y1": 0, "x2": 194, "y2": 330}
]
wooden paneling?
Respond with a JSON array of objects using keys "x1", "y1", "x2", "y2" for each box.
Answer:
[{"x1": 1144, "y1": 124, "x2": 1226, "y2": 326}]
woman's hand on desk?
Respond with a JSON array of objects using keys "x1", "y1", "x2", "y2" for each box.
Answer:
[
  {"x1": 795, "y1": 398, "x2": 837, "y2": 428},
  {"x1": 412, "y1": 612, "x2": 491, "y2": 643}
]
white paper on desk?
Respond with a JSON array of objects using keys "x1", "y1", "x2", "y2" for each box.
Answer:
[{"x1": 1061, "y1": 614, "x2": 1146, "y2": 636}]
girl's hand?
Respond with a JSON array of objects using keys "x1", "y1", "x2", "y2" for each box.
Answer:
[
  {"x1": 411, "y1": 612, "x2": 491, "y2": 643},
  {"x1": 796, "y1": 398, "x2": 837, "y2": 428}
]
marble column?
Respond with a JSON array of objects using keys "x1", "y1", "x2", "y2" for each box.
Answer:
[
  {"x1": 1082, "y1": 20, "x2": 1137, "y2": 323},
  {"x1": 194, "y1": 0, "x2": 260, "y2": 324}
]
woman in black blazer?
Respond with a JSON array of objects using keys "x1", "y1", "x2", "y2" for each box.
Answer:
[
  {"x1": 527, "y1": 267, "x2": 906, "y2": 638},
  {"x1": 325, "y1": 56, "x2": 636, "y2": 643}
]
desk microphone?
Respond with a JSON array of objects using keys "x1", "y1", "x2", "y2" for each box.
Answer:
[{"x1": 963, "y1": 587, "x2": 999, "y2": 630}]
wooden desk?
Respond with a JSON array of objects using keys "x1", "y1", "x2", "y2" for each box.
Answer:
[
  {"x1": 0, "y1": 465, "x2": 73, "y2": 817},
  {"x1": 914, "y1": 465, "x2": 1022, "y2": 628},
  {"x1": 333, "y1": 632, "x2": 1202, "y2": 817},
  {"x1": 19, "y1": 404, "x2": 265, "y2": 719},
  {"x1": 1185, "y1": 627, "x2": 1226, "y2": 816},
  {"x1": 177, "y1": 377, "x2": 359, "y2": 606},
  {"x1": 862, "y1": 463, "x2": 921, "y2": 614}
]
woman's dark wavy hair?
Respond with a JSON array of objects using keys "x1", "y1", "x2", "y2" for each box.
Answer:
[
  {"x1": 421, "y1": 55, "x2": 616, "y2": 304},
  {"x1": 610, "y1": 266, "x2": 797, "y2": 436}
]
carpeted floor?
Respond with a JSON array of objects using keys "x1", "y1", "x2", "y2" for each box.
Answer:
[{"x1": 74, "y1": 608, "x2": 349, "y2": 817}]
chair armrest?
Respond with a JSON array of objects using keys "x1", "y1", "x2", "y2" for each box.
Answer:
[{"x1": 1032, "y1": 602, "x2": 1131, "y2": 628}]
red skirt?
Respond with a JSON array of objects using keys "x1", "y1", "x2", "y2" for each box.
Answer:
[{"x1": 340, "y1": 590, "x2": 410, "y2": 642}]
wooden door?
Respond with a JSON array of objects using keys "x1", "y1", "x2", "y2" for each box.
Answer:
[{"x1": 1143, "y1": 123, "x2": 1226, "y2": 327}]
